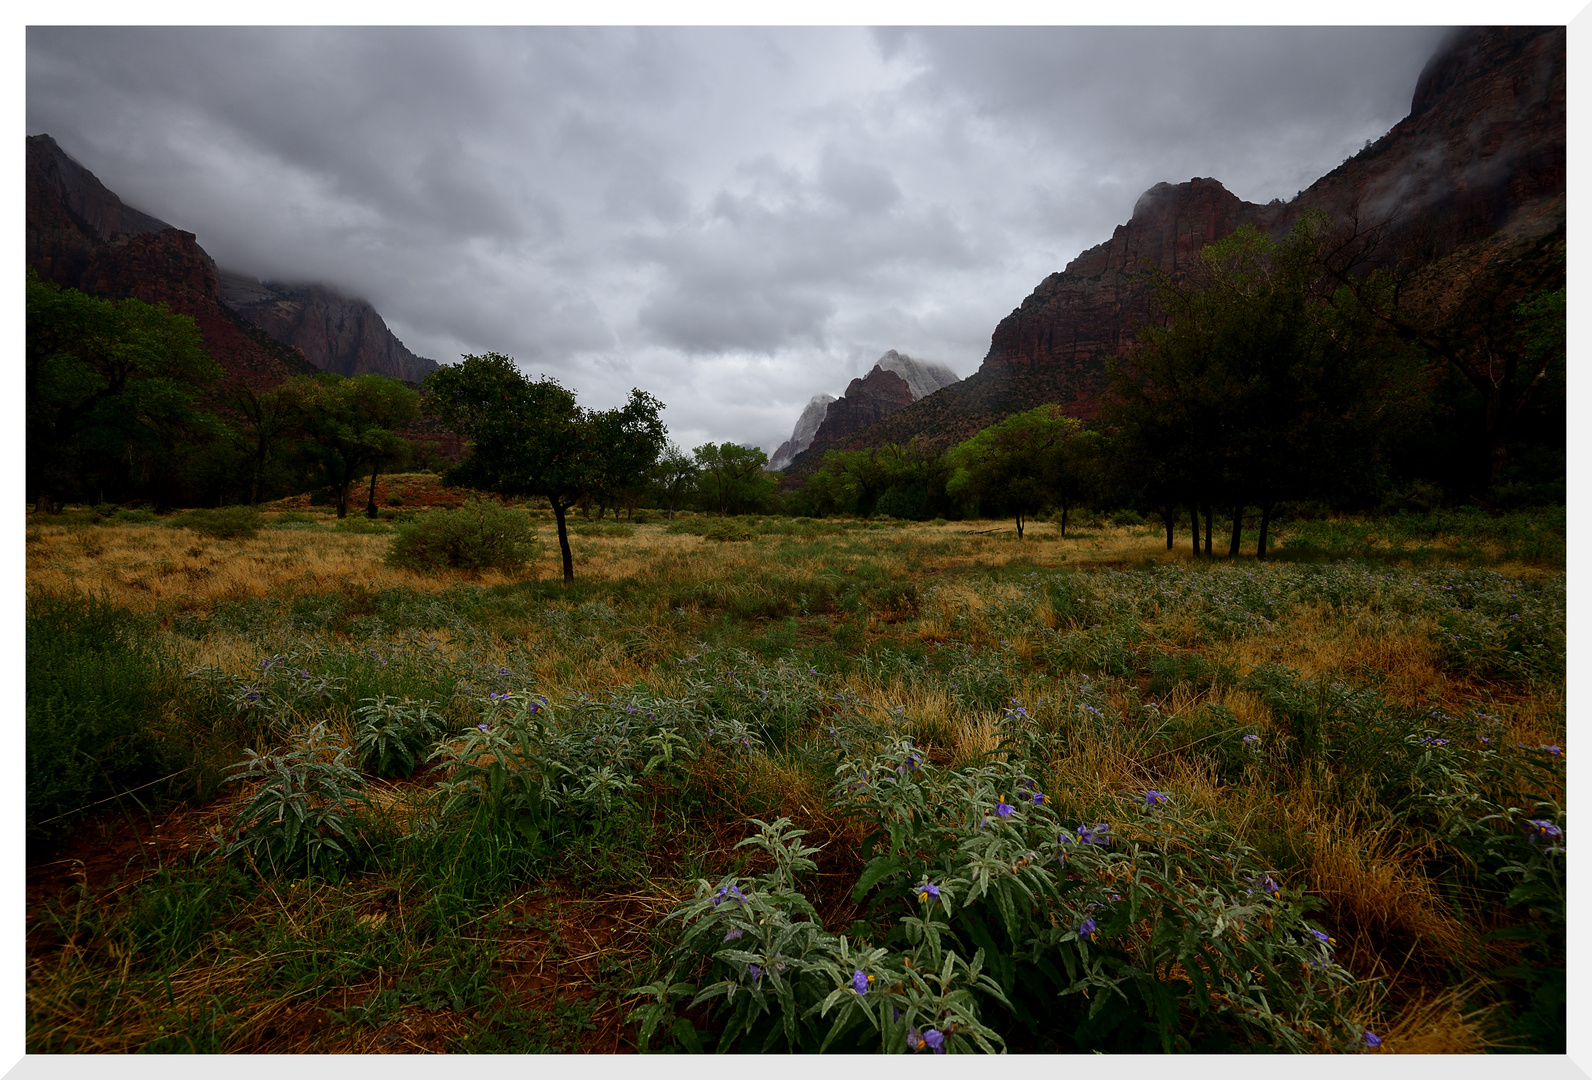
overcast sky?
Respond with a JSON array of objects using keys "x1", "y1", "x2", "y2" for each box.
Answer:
[{"x1": 26, "y1": 26, "x2": 1452, "y2": 453}]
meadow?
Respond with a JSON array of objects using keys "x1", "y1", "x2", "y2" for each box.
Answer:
[{"x1": 24, "y1": 494, "x2": 1566, "y2": 1053}]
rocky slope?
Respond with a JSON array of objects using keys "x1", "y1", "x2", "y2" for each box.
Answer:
[
  {"x1": 802, "y1": 365, "x2": 917, "y2": 458},
  {"x1": 27, "y1": 133, "x2": 437, "y2": 388},
  {"x1": 220, "y1": 273, "x2": 438, "y2": 383},
  {"x1": 786, "y1": 26, "x2": 1564, "y2": 472},
  {"x1": 28, "y1": 134, "x2": 318, "y2": 391},
  {"x1": 875, "y1": 349, "x2": 961, "y2": 400},
  {"x1": 770, "y1": 350, "x2": 960, "y2": 469},
  {"x1": 768, "y1": 393, "x2": 837, "y2": 471}
]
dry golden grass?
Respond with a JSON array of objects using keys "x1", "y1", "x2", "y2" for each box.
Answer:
[
  {"x1": 24, "y1": 520, "x2": 545, "y2": 609},
  {"x1": 1358, "y1": 981, "x2": 1506, "y2": 1054}
]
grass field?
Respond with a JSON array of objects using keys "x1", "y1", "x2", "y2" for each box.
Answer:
[{"x1": 24, "y1": 497, "x2": 1566, "y2": 1053}]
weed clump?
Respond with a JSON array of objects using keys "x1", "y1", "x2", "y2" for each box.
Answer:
[
  {"x1": 168, "y1": 506, "x2": 263, "y2": 539},
  {"x1": 386, "y1": 500, "x2": 539, "y2": 573}
]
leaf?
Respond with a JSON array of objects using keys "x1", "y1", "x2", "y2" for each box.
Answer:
[{"x1": 851, "y1": 854, "x2": 906, "y2": 902}]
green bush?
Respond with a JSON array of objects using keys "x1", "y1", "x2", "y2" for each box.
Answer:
[
  {"x1": 221, "y1": 722, "x2": 368, "y2": 876},
  {"x1": 168, "y1": 506, "x2": 263, "y2": 539},
  {"x1": 385, "y1": 500, "x2": 538, "y2": 572},
  {"x1": 353, "y1": 695, "x2": 446, "y2": 778},
  {"x1": 705, "y1": 519, "x2": 757, "y2": 542}
]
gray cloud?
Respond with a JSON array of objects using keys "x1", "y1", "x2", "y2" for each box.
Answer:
[{"x1": 27, "y1": 25, "x2": 1449, "y2": 453}]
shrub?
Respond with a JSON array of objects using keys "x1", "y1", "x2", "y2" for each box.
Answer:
[
  {"x1": 353, "y1": 695, "x2": 447, "y2": 778},
  {"x1": 168, "y1": 506, "x2": 263, "y2": 539},
  {"x1": 385, "y1": 500, "x2": 538, "y2": 573},
  {"x1": 705, "y1": 519, "x2": 756, "y2": 542},
  {"x1": 220, "y1": 721, "x2": 368, "y2": 876}
]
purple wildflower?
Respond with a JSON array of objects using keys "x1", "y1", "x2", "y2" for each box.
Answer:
[
  {"x1": 1243, "y1": 733, "x2": 1261, "y2": 746},
  {"x1": 1363, "y1": 1030, "x2": 1382, "y2": 1048},
  {"x1": 922, "y1": 1028, "x2": 945, "y2": 1053},
  {"x1": 1309, "y1": 928, "x2": 1336, "y2": 948},
  {"x1": 714, "y1": 884, "x2": 748, "y2": 906},
  {"x1": 851, "y1": 970, "x2": 871, "y2": 994},
  {"x1": 916, "y1": 883, "x2": 941, "y2": 903},
  {"x1": 477, "y1": 723, "x2": 490, "y2": 732},
  {"x1": 748, "y1": 964, "x2": 762, "y2": 981},
  {"x1": 1543, "y1": 744, "x2": 1562, "y2": 755},
  {"x1": 1145, "y1": 790, "x2": 1170, "y2": 808},
  {"x1": 1078, "y1": 916, "x2": 1097, "y2": 941},
  {"x1": 1525, "y1": 819, "x2": 1563, "y2": 846},
  {"x1": 1033, "y1": 792, "x2": 1048, "y2": 806},
  {"x1": 723, "y1": 927, "x2": 743, "y2": 942},
  {"x1": 996, "y1": 801, "x2": 1014, "y2": 818}
]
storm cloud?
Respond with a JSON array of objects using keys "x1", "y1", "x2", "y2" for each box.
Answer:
[{"x1": 27, "y1": 26, "x2": 1450, "y2": 452}]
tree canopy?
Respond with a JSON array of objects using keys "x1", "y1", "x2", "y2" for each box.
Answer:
[
  {"x1": 27, "y1": 268, "x2": 224, "y2": 512},
  {"x1": 424, "y1": 352, "x2": 667, "y2": 581}
]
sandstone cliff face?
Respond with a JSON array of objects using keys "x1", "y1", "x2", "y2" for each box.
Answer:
[
  {"x1": 29, "y1": 135, "x2": 319, "y2": 391},
  {"x1": 804, "y1": 366, "x2": 916, "y2": 458},
  {"x1": 28, "y1": 132, "x2": 437, "y2": 389},
  {"x1": 769, "y1": 393, "x2": 837, "y2": 471},
  {"x1": 875, "y1": 349, "x2": 960, "y2": 399},
  {"x1": 26, "y1": 134, "x2": 170, "y2": 287},
  {"x1": 220, "y1": 275, "x2": 439, "y2": 384},
  {"x1": 788, "y1": 25, "x2": 1563, "y2": 471}
]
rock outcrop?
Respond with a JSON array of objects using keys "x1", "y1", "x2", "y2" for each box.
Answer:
[
  {"x1": 27, "y1": 132, "x2": 438, "y2": 389},
  {"x1": 28, "y1": 134, "x2": 318, "y2": 390},
  {"x1": 875, "y1": 349, "x2": 961, "y2": 400},
  {"x1": 219, "y1": 273, "x2": 439, "y2": 383},
  {"x1": 803, "y1": 365, "x2": 917, "y2": 459},
  {"x1": 786, "y1": 25, "x2": 1564, "y2": 472},
  {"x1": 768, "y1": 393, "x2": 837, "y2": 471}
]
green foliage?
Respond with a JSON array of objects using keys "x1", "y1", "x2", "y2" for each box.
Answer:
[
  {"x1": 27, "y1": 269, "x2": 224, "y2": 512},
  {"x1": 424, "y1": 352, "x2": 667, "y2": 581},
  {"x1": 385, "y1": 500, "x2": 539, "y2": 573},
  {"x1": 168, "y1": 505, "x2": 264, "y2": 539},
  {"x1": 221, "y1": 721, "x2": 369, "y2": 876},
  {"x1": 947, "y1": 405, "x2": 1095, "y2": 536},
  {"x1": 693, "y1": 442, "x2": 777, "y2": 517},
  {"x1": 26, "y1": 594, "x2": 174, "y2": 849},
  {"x1": 704, "y1": 519, "x2": 756, "y2": 542},
  {"x1": 289, "y1": 373, "x2": 420, "y2": 519},
  {"x1": 353, "y1": 695, "x2": 447, "y2": 778}
]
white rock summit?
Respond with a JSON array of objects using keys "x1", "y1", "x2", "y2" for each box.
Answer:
[{"x1": 766, "y1": 350, "x2": 960, "y2": 471}]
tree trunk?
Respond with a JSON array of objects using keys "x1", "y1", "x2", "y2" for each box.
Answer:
[
  {"x1": 1256, "y1": 501, "x2": 1275, "y2": 560},
  {"x1": 1060, "y1": 504, "x2": 1070, "y2": 538},
  {"x1": 1228, "y1": 505, "x2": 1243, "y2": 557},
  {"x1": 1203, "y1": 504, "x2": 1213, "y2": 555},
  {"x1": 1162, "y1": 508, "x2": 1174, "y2": 550},
  {"x1": 1189, "y1": 505, "x2": 1200, "y2": 555},
  {"x1": 553, "y1": 501, "x2": 575, "y2": 583},
  {"x1": 335, "y1": 481, "x2": 350, "y2": 519},
  {"x1": 1016, "y1": 513, "x2": 1025, "y2": 538},
  {"x1": 366, "y1": 466, "x2": 381, "y2": 519}
]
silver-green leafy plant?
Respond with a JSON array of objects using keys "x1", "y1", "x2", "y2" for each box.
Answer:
[
  {"x1": 353, "y1": 694, "x2": 446, "y2": 778},
  {"x1": 630, "y1": 816, "x2": 1009, "y2": 1053},
  {"x1": 220, "y1": 721, "x2": 368, "y2": 876}
]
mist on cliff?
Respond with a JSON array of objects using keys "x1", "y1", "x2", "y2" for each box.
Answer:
[{"x1": 25, "y1": 26, "x2": 1450, "y2": 453}]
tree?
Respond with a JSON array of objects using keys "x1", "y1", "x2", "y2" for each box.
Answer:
[
  {"x1": 651, "y1": 443, "x2": 698, "y2": 520},
  {"x1": 1316, "y1": 216, "x2": 1565, "y2": 491},
  {"x1": 27, "y1": 269, "x2": 223, "y2": 512},
  {"x1": 1106, "y1": 216, "x2": 1415, "y2": 557},
  {"x1": 424, "y1": 353, "x2": 667, "y2": 582},
  {"x1": 293, "y1": 373, "x2": 420, "y2": 518},
  {"x1": 231, "y1": 381, "x2": 306, "y2": 507},
  {"x1": 693, "y1": 443, "x2": 776, "y2": 517},
  {"x1": 946, "y1": 405, "x2": 1089, "y2": 537}
]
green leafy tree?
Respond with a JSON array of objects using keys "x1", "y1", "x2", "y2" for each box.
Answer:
[
  {"x1": 26, "y1": 269, "x2": 223, "y2": 512},
  {"x1": 693, "y1": 442, "x2": 776, "y2": 517},
  {"x1": 946, "y1": 405, "x2": 1088, "y2": 537},
  {"x1": 651, "y1": 442, "x2": 698, "y2": 520},
  {"x1": 293, "y1": 373, "x2": 420, "y2": 519},
  {"x1": 1108, "y1": 216, "x2": 1416, "y2": 557},
  {"x1": 424, "y1": 352, "x2": 668, "y2": 582}
]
